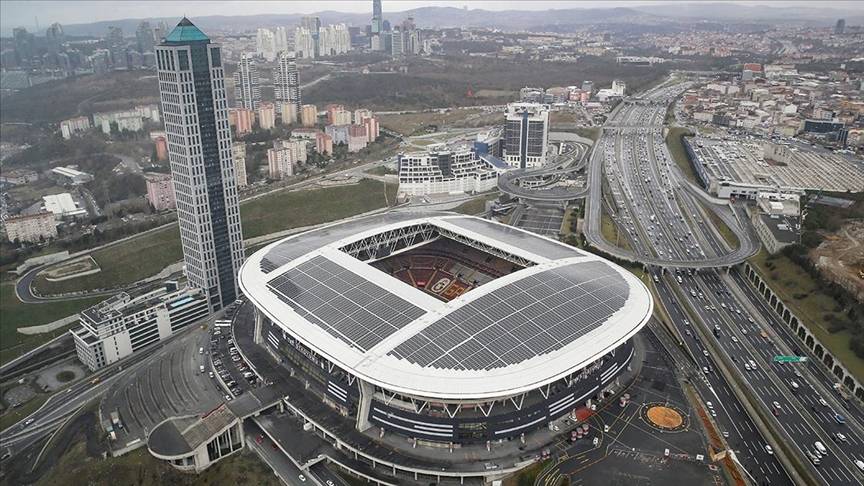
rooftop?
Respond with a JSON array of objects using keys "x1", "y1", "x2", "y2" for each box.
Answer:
[
  {"x1": 240, "y1": 212, "x2": 652, "y2": 400},
  {"x1": 148, "y1": 405, "x2": 237, "y2": 458},
  {"x1": 162, "y1": 17, "x2": 210, "y2": 44}
]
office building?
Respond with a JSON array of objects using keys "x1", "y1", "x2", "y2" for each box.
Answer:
[
  {"x1": 71, "y1": 284, "x2": 209, "y2": 371},
  {"x1": 274, "y1": 52, "x2": 301, "y2": 115},
  {"x1": 232, "y1": 142, "x2": 248, "y2": 188},
  {"x1": 145, "y1": 173, "x2": 176, "y2": 211},
  {"x1": 257, "y1": 102, "x2": 276, "y2": 130},
  {"x1": 3, "y1": 211, "x2": 57, "y2": 243},
  {"x1": 156, "y1": 18, "x2": 245, "y2": 311},
  {"x1": 370, "y1": 0, "x2": 384, "y2": 50},
  {"x1": 233, "y1": 52, "x2": 261, "y2": 110},
  {"x1": 300, "y1": 104, "x2": 318, "y2": 127},
  {"x1": 397, "y1": 146, "x2": 506, "y2": 196},
  {"x1": 835, "y1": 19, "x2": 846, "y2": 35},
  {"x1": 503, "y1": 103, "x2": 550, "y2": 169}
]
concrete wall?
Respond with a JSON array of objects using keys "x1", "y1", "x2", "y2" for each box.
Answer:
[{"x1": 742, "y1": 262, "x2": 864, "y2": 402}]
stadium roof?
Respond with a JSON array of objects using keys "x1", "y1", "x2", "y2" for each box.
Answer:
[{"x1": 240, "y1": 212, "x2": 652, "y2": 401}]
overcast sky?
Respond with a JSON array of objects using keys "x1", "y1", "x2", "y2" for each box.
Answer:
[{"x1": 2, "y1": 0, "x2": 862, "y2": 31}]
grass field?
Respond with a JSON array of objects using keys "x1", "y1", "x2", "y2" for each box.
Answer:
[
  {"x1": 364, "y1": 165, "x2": 397, "y2": 176},
  {"x1": 601, "y1": 208, "x2": 632, "y2": 251},
  {"x1": 666, "y1": 127, "x2": 698, "y2": 184},
  {"x1": 750, "y1": 250, "x2": 863, "y2": 381},
  {"x1": 35, "y1": 444, "x2": 279, "y2": 486},
  {"x1": 0, "y1": 394, "x2": 48, "y2": 431},
  {"x1": 451, "y1": 193, "x2": 499, "y2": 215},
  {"x1": 704, "y1": 206, "x2": 740, "y2": 249},
  {"x1": 378, "y1": 108, "x2": 499, "y2": 137},
  {"x1": 0, "y1": 282, "x2": 103, "y2": 365},
  {"x1": 31, "y1": 180, "x2": 398, "y2": 296}
]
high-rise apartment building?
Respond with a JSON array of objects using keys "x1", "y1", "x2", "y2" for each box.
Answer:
[
  {"x1": 233, "y1": 52, "x2": 261, "y2": 110},
  {"x1": 145, "y1": 173, "x2": 176, "y2": 211},
  {"x1": 300, "y1": 104, "x2": 318, "y2": 127},
  {"x1": 274, "y1": 52, "x2": 301, "y2": 115},
  {"x1": 256, "y1": 28, "x2": 277, "y2": 61},
  {"x1": 503, "y1": 103, "x2": 549, "y2": 169},
  {"x1": 136, "y1": 21, "x2": 155, "y2": 53},
  {"x1": 232, "y1": 142, "x2": 248, "y2": 188},
  {"x1": 257, "y1": 102, "x2": 276, "y2": 130},
  {"x1": 156, "y1": 18, "x2": 245, "y2": 311},
  {"x1": 835, "y1": 19, "x2": 846, "y2": 35},
  {"x1": 319, "y1": 24, "x2": 351, "y2": 56}
]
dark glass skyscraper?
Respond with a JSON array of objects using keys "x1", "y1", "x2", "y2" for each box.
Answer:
[{"x1": 155, "y1": 18, "x2": 245, "y2": 311}]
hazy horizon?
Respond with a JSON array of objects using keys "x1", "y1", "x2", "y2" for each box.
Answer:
[{"x1": 2, "y1": 0, "x2": 863, "y2": 34}]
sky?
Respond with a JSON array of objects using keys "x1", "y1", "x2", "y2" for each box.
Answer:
[{"x1": 2, "y1": 0, "x2": 863, "y2": 32}]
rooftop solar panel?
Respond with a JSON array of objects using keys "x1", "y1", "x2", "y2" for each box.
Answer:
[
  {"x1": 443, "y1": 217, "x2": 582, "y2": 260},
  {"x1": 268, "y1": 255, "x2": 425, "y2": 352},
  {"x1": 388, "y1": 261, "x2": 629, "y2": 370}
]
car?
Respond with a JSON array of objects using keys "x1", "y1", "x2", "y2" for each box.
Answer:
[
  {"x1": 765, "y1": 445, "x2": 773, "y2": 455},
  {"x1": 744, "y1": 363, "x2": 751, "y2": 371},
  {"x1": 819, "y1": 398, "x2": 828, "y2": 407},
  {"x1": 722, "y1": 431, "x2": 729, "y2": 438},
  {"x1": 772, "y1": 401, "x2": 781, "y2": 409},
  {"x1": 731, "y1": 336, "x2": 738, "y2": 343},
  {"x1": 24, "y1": 418, "x2": 35, "y2": 426},
  {"x1": 208, "y1": 371, "x2": 215, "y2": 378},
  {"x1": 326, "y1": 481, "x2": 335, "y2": 486},
  {"x1": 836, "y1": 433, "x2": 848, "y2": 442},
  {"x1": 741, "y1": 328, "x2": 748, "y2": 335},
  {"x1": 703, "y1": 349, "x2": 709, "y2": 357},
  {"x1": 256, "y1": 434, "x2": 263, "y2": 444},
  {"x1": 855, "y1": 459, "x2": 864, "y2": 472},
  {"x1": 224, "y1": 394, "x2": 233, "y2": 401},
  {"x1": 703, "y1": 366, "x2": 710, "y2": 374}
]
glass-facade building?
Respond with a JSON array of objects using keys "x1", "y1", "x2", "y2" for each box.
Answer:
[{"x1": 156, "y1": 18, "x2": 245, "y2": 311}]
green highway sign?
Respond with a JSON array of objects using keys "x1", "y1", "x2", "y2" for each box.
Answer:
[{"x1": 773, "y1": 355, "x2": 808, "y2": 363}]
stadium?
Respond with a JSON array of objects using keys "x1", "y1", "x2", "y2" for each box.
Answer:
[{"x1": 239, "y1": 212, "x2": 652, "y2": 444}]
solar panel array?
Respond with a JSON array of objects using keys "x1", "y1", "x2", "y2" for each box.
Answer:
[
  {"x1": 268, "y1": 255, "x2": 425, "y2": 351},
  {"x1": 444, "y1": 217, "x2": 582, "y2": 260},
  {"x1": 388, "y1": 261, "x2": 629, "y2": 371}
]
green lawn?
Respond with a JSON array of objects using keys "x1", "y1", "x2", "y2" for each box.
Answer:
[
  {"x1": 601, "y1": 208, "x2": 632, "y2": 251},
  {"x1": 452, "y1": 193, "x2": 499, "y2": 215},
  {"x1": 0, "y1": 282, "x2": 103, "y2": 365},
  {"x1": 31, "y1": 180, "x2": 398, "y2": 296},
  {"x1": 704, "y1": 205, "x2": 740, "y2": 249},
  {"x1": 666, "y1": 127, "x2": 697, "y2": 184},
  {"x1": 750, "y1": 250, "x2": 864, "y2": 381},
  {"x1": 364, "y1": 165, "x2": 397, "y2": 176}
]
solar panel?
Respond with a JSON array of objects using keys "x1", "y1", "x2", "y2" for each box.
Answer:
[
  {"x1": 443, "y1": 217, "x2": 582, "y2": 260},
  {"x1": 388, "y1": 261, "x2": 630, "y2": 370},
  {"x1": 268, "y1": 255, "x2": 425, "y2": 352}
]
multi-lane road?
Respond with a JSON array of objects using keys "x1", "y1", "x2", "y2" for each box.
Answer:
[{"x1": 588, "y1": 79, "x2": 864, "y2": 484}]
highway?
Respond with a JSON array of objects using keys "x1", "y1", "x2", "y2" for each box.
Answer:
[
  {"x1": 497, "y1": 138, "x2": 590, "y2": 201},
  {"x1": 589, "y1": 79, "x2": 864, "y2": 484}
]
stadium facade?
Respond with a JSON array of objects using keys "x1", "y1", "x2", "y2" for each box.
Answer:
[{"x1": 239, "y1": 212, "x2": 652, "y2": 445}]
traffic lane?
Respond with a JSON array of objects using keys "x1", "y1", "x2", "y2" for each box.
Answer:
[
  {"x1": 245, "y1": 420, "x2": 310, "y2": 486},
  {"x1": 653, "y1": 277, "x2": 790, "y2": 484},
  {"x1": 728, "y1": 270, "x2": 864, "y2": 427},
  {"x1": 689, "y1": 276, "x2": 859, "y2": 484}
]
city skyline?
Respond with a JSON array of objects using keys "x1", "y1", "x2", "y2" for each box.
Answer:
[{"x1": 3, "y1": 0, "x2": 864, "y2": 33}]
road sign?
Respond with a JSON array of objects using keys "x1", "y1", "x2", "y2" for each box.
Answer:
[{"x1": 773, "y1": 355, "x2": 808, "y2": 363}]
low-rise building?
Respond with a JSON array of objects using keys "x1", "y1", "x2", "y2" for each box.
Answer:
[
  {"x1": 3, "y1": 211, "x2": 57, "y2": 243},
  {"x1": 51, "y1": 166, "x2": 93, "y2": 185},
  {"x1": 42, "y1": 193, "x2": 88, "y2": 219},
  {"x1": 71, "y1": 284, "x2": 209, "y2": 371},
  {"x1": 750, "y1": 191, "x2": 801, "y2": 254},
  {"x1": 145, "y1": 173, "x2": 176, "y2": 211},
  {"x1": 0, "y1": 168, "x2": 38, "y2": 185}
]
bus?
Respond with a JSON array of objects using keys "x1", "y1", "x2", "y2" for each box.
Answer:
[{"x1": 214, "y1": 320, "x2": 232, "y2": 328}]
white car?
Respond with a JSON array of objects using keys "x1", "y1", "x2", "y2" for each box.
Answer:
[
  {"x1": 731, "y1": 336, "x2": 739, "y2": 343},
  {"x1": 298, "y1": 474, "x2": 307, "y2": 482},
  {"x1": 765, "y1": 445, "x2": 774, "y2": 455}
]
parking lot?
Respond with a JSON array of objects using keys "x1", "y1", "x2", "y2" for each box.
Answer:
[
  {"x1": 512, "y1": 203, "x2": 565, "y2": 237},
  {"x1": 208, "y1": 302, "x2": 263, "y2": 402}
]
